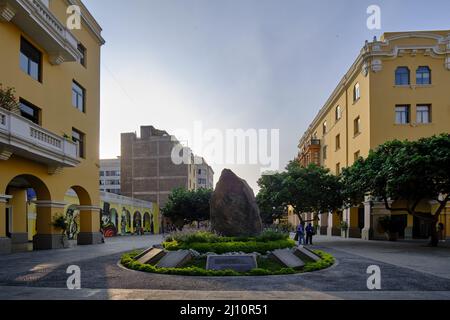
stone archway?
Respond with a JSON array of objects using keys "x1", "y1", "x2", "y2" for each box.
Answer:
[
  {"x1": 2, "y1": 174, "x2": 54, "y2": 251},
  {"x1": 67, "y1": 185, "x2": 102, "y2": 246},
  {"x1": 133, "y1": 211, "x2": 142, "y2": 233},
  {"x1": 143, "y1": 212, "x2": 151, "y2": 233},
  {"x1": 110, "y1": 208, "x2": 119, "y2": 228}
]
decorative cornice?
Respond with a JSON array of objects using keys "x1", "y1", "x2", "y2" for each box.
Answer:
[
  {"x1": 0, "y1": 148, "x2": 13, "y2": 161},
  {"x1": 47, "y1": 165, "x2": 63, "y2": 175},
  {"x1": 48, "y1": 53, "x2": 65, "y2": 65},
  {"x1": 0, "y1": 1, "x2": 15, "y2": 21}
]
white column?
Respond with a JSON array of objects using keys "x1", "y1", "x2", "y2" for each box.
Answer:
[
  {"x1": 343, "y1": 208, "x2": 351, "y2": 238},
  {"x1": 327, "y1": 211, "x2": 333, "y2": 237},
  {"x1": 362, "y1": 196, "x2": 372, "y2": 240}
]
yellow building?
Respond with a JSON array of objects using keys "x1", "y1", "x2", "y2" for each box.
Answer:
[
  {"x1": 26, "y1": 191, "x2": 160, "y2": 245},
  {"x1": 0, "y1": 0, "x2": 105, "y2": 253},
  {"x1": 297, "y1": 30, "x2": 450, "y2": 241}
]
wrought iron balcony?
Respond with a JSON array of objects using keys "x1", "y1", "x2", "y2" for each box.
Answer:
[
  {"x1": 0, "y1": 0, "x2": 81, "y2": 64},
  {"x1": 0, "y1": 107, "x2": 80, "y2": 173}
]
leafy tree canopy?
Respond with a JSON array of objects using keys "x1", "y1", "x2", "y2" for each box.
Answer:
[
  {"x1": 161, "y1": 188, "x2": 213, "y2": 230},
  {"x1": 342, "y1": 134, "x2": 450, "y2": 246},
  {"x1": 257, "y1": 161, "x2": 344, "y2": 223}
]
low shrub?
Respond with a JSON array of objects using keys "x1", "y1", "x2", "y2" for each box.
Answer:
[
  {"x1": 163, "y1": 239, "x2": 296, "y2": 254},
  {"x1": 303, "y1": 250, "x2": 335, "y2": 272},
  {"x1": 164, "y1": 229, "x2": 290, "y2": 245},
  {"x1": 255, "y1": 228, "x2": 289, "y2": 242}
]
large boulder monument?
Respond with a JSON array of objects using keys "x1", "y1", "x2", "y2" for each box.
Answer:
[{"x1": 210, "y1": 169, "x2": 263, "y2": 237}]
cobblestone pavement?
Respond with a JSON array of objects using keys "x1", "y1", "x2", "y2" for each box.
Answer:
[{"x1": 0, "y1": 235, "x2": 449, "y2": 300}]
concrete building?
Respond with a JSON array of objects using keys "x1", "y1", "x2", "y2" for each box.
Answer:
[
  {"x1": 0, "y1": 0, "x2": 104, "y2": 253},
  {"x1": 296, "y1": 30, "x2": 450, "y2": 241},
  {"x1": 195, "y1": 157, "x2": 214, "y2": 190},
  {"x1": 99, "y1": 158, "x2": 121, "y2": 195},
  {"x1": 121, "y1": 126, "x2": 198, "y2": 207}
]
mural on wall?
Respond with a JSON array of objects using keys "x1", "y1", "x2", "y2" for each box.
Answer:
[
  {"x1": 120, "y1": 208, "x2": 132, "y2": 234},
  {"x1": 66, "y1": 205, "x2": 80, "y2": 240},
  {"x1": 101, "y1": 202, "x2": 117, "y2": 238},
  {"x1": 134, "y1": 212, "x2": 142, "y2": 229}
]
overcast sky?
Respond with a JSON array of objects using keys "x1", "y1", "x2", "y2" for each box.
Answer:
[{"x1": 85, "y1": 0, "x2": 450, "y2": 192}]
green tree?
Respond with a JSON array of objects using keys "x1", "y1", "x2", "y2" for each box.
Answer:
[
  {"x1": 342, "y1": 134, "x2": 450, "y2": 247},
  {"x1": 257, "y1": 161, "x2": 344, "y2": 225},
  {"x1": 161, "y1": 188, "x2": 213, "y2": 230},
  {"x1": 256, "y1": 173, "x2": 287, "y2": 224}
]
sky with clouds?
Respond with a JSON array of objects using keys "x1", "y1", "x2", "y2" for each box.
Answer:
[{"x1": 84, "y1": 0, "x2": 450, "y2": 192}]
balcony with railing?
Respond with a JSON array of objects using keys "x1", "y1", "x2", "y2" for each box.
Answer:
[
  {"x1": 0, "y1": 0, "x2": 81, "y2": 64},
  {"x1": 298, "y1": 139, "x2": 322, "y2": 167},
  {"x1": 0, "y1": 106, "x2": 80, "y2": 172}
]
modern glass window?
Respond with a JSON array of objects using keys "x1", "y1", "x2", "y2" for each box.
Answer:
[
  {"x1": 19, "y1": 99, "x2": 40, "y2": 124},
  {"x1": 78, "y1": 43, "x2": 87, "y2": 67},
  {"x1": 20, "y1": 37, "x2": 42, "y2": 82},
  {"x1": 354, "y1": 117, "x2": 361, "y2": 135},
  {"x1": 416, "y1": 66, "x2": 431, "y2": 85},
  {"x1": 323, "y1": 121, "x2": 327, "y2": 135},
  {"x1": 416, "y1": 105, "x2": 431, "y2": 124},
  {"x1": 72, "y1": 128, "x2": 85, "y2": 158},
  {"x1": 72, "y1": 81, "x2": 85, "y2": 112},
  {"x1": 353, "y1": 83, "x2": 360, "y2": 102},
  {"x1": 335, "y1": 105, "x2": 342, "y2": 121},
  {"x1": 335, "y1": 134, "x2": 341, "y2": 150},
  {"x1": 395, "y1": 105, "x2": 410, "y2": 124},
  {"x1": 395, "y1": 67, "x2": 410, "y2": 85}
]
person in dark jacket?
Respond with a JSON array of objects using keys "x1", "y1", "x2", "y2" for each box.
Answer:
[{"x1": 305, "y1": 223, "x2": 315, "y2": 245}]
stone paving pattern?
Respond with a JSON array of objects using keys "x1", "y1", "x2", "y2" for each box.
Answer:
[{"x1": 0, "y1": 235, "x2": 450, "y2": 299}]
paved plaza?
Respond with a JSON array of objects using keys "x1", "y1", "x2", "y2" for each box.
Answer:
[{"x1": 0, "y1": 235, "x2": 450, "y2": 300}]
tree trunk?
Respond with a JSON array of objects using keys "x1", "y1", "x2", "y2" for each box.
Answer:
[{"x1": 429, "y1": 218, "x2": 439, "y2": 247}]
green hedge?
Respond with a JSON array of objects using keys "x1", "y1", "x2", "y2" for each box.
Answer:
[
  {"x1": 163, "y1": 239, "x2": 296, "y2": 254},
  {"x1": 121, "y1": 250, "x2": 334, "y2": 277},
  {"x1": 165, "y1": 229, "x2": 290, "y2": 245}
]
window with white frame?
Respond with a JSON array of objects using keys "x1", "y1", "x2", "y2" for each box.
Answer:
[{"x1": 416, "y1": 105, "x2": 431, "y2": 124}]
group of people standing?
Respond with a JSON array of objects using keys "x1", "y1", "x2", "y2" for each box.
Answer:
[{"x1": 296, "y1": 222, "x2": 315, "y2": 246}]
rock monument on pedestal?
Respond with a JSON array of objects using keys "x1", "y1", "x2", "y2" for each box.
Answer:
[{"x1": 210, "y1": 169, "x2": 263, "y2": 237}]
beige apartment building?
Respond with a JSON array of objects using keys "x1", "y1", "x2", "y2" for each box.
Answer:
[
  {"x1": 295, "y1": 30, "x2": 450, "y2": 241},
  {"x1": 194, "y1": 157, "x2": 214, "y2": 190},
  {"x1": 121, "y1": 126, "x2": 198, "y2": 208}
]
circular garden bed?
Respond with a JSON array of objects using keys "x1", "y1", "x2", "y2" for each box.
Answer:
[{"x1": 121, "y1": 230, "x2": 335, "y2": 276}]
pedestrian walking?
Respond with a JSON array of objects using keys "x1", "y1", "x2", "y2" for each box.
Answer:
[
  {"x1": 297, "y1": 223, "x2": 306, "y2": 246},
  {"x1": 305, "y1": 223, "x2": 315, "y2": 245}
]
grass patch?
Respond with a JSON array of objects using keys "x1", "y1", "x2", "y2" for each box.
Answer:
[{"x1": 121, "y1": 250, "x2": 335, "y2": 277}]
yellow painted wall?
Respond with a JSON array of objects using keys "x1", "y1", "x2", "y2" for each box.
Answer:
[
  {"x1": 369, "y1": 43, "x2": 450, "y2": 149},
  {"x1": 0, "y1": 0, "x2": 103, "y2": 240}
]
